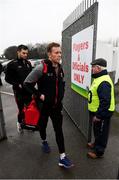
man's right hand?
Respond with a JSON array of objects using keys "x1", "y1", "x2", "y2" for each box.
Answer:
[
  {"x1": 40, "y1": 94, "x2": 45, "y2": 101},
  {"x1": 19, "y1": 84, "x2": 22, "y2": 89},
  {"x1": 93, "y1": 116, "x2": 101, "y2": 122}
]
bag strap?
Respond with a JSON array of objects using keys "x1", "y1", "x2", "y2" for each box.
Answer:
[{"x1": 43, "y1": 62, "x2": 47, "y2": 74}]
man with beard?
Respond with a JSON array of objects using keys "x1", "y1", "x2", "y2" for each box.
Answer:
[{"x1": 5, "y1": 45, "x2": 32, "y2": 133}]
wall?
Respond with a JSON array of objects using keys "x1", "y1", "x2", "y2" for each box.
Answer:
[
  {"x1": 96, "y1": 41, "x2": 119, "y2": 84},
  {"x1": 96, "y1": 41, "x2": 113, "y2": 72}
]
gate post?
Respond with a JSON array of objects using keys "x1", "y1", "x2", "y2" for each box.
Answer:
[{"x1": 0, "y1": 92, "x2": 7, "y2": 141}]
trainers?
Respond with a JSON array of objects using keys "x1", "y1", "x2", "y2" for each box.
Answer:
[
  {"x1": 17, "y1": 122, "x2": 23, "y2": 133},
  {"x1": 58, "y1": 156, "x2": 74, "y2": 168},
  {"x1": 42, "y1": 141, "x2": 51, "y2": 153}
]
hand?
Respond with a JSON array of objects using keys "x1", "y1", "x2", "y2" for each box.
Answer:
[
  {"x1": 93, "y1": 116, "x2": 101, "y2": 122},
  {"x1": 32, "y1": 94, "x2": 36, "y2": 99},
  {"x1": 86, "y1": 86, "x2": 89, "y2": 91},
  {"x1": 40, "y1": 94, "x2": 45, "y2": 101},
  {"x1": 19, "y1": 84, "x2": 22, "y2": 89}
]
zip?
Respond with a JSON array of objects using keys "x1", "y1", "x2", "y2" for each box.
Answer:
[{"x1": 55, "y1": 78, "x2": 58, "y2": 104}]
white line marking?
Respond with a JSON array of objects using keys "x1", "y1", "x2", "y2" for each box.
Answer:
[{"x1": 0, "y1": 91, "x2": 14, "y2": 96}]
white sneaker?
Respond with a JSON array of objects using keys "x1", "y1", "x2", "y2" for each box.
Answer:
[{"x1": 17, "y1": 122, "x2": 23, "y2": 133}]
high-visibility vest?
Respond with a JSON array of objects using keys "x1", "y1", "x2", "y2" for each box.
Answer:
[{"x1": 88, "y1": 75, "x2": 115, "y2": 112}]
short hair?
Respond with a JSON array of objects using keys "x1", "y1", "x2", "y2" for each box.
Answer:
[
  {"x1": 17, "y1": 45, "x2": 28, "y2": 52},
  {"x1": 47, "y1": 42, "x2": 60, "y2": 53}
]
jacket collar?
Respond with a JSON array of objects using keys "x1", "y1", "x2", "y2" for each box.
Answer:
[
  {"x1": 92, "y1": 70, "x2": 108, "y2": 78},
  {"x1": 46, "y1": 59, "x2": 60, "y2": 68}
]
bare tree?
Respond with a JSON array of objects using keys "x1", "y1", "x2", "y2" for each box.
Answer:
[{"x1": 4, "y1": 46, "x2": 17, "y2": 60}]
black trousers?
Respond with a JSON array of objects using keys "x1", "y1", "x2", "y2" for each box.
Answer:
[
  {"x1": 38, "y1": 103, "x2": 65, "y2": 154},
  {"x1": 89, "y1": 112, "x2": 111, "y2": 156},
  {"x1": 13, "y1": 89, "x2": 31, "y2": 123}
]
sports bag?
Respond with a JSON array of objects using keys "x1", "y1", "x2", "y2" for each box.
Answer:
[{"x1": 21, "y1": 99, "x2": 40, "y2": 131}]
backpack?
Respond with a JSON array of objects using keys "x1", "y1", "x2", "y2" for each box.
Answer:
[{"x1": 42, "y1": 60, "x2": 48, "y2": 74}]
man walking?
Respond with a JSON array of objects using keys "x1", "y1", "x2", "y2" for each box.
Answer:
[
  {"x1": 24, "y1": 42, "x2": 73, "y2": 168},
  {"x1": 87, "y1": 58, "x2": 115, "y2": 158},
  {"x1": 5, "y1": 45, "x2": 32, "y2": 133}
]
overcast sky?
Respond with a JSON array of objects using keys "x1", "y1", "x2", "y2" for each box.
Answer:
[
  {"x1": 0, "y1": 0, "x2": 119, "y2": 54},
  {"x1": 97, "y1": 0, "x2": 119, "y2": 41}
]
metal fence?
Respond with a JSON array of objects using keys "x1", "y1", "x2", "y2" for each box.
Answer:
[
  {"x1": 0, "y1": 93, "x2": 7, "y2": 141},
  {"x1": 62, "y1": 2, "x2": 98, "y2": 140},
  {"x1": 63, "y1": 0, "x2": 97, "y2": 31}
]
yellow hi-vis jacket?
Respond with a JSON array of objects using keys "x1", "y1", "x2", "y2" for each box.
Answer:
[{"x1": 88, "y1": 74, "x2": 115, "y2": 112}]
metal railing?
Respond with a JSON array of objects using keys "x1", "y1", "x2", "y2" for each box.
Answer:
[
  {"x1": 0, "y1": 92, "x2": 7, "y2": 141},
  {"x1": 63, "y1": 0, "x2": 97, "y2": 30}
]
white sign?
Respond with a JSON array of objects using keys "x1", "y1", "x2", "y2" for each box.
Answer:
[{"x1": 71, "y1": 25, "x2": 94, "y2": 95}]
